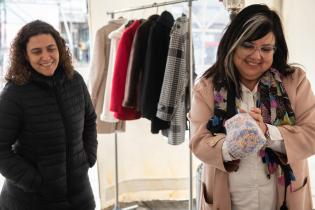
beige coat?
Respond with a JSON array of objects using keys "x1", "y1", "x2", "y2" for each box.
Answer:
[
  {"x1": 189, "y1": 68, "x2": 315, "y2": 210},
  {"x1": 89, "y1": 20, "x2": 125, "y2": 133}
]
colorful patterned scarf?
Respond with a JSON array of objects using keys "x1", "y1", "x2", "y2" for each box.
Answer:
[
  {"x1": 207, "y1": 68, "x2": 296, "y2": 210},
  {"x1": 208, "y1": 68, "x2": 295, "y2": 132}
]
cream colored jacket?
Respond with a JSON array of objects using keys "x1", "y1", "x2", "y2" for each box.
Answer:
[
  {"x1": 189, "y1": 68, "x2": 315, "y2": 210},
  {"x1": 89, "y1": 20, "x2": 125, "y2": 133}
]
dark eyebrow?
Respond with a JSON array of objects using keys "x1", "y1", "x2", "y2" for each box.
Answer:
[
  {"x1": 261, "y1": 44, "x2": 275, "y2": 46},
  {"x1": 30, "y1": 44, "x2": 57, "y2": 52},
  {"x1": 47, "y1": 44, "x2": 57, "y2": 48},
  {"x1": 246, "y1": 41, "x2": 275, "y2": 45},
  {"x1": 30, "y1": 48, "x2": 42, "y2": 52}
]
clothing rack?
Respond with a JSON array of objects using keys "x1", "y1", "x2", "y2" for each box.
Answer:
[
  {"x1": 106, "y1": 0, "x2": 194, "y2": 210},
  {"x1": 107, "y1": 0, "x2": 193, "y2": 18}
]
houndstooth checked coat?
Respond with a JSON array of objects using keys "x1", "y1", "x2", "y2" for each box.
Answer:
[{"x1": 156, "y1": 15, "x2": 190, "y2": 145}]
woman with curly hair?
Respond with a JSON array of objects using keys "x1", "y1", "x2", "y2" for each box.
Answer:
[{"x1": 0, "y1": 20, "x2": 97, "y2": 210}]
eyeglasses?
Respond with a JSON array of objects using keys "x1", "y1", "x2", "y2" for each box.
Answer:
[{"x1": 239, "y1": 42, "x2": 276, "y2": 58}]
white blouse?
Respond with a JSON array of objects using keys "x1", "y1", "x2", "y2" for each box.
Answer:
[{"x1": 222, "y1": 83, "x2": 284, "y2": 210}]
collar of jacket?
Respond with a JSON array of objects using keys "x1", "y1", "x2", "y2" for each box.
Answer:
[
  {"x1": 147, "y1": 14, "x2": 160, "y2": 22},
  {"x1": 29, "y1": 67, "x2": 66, "y2": 89},
  {"x1": 157, "y1": 11, "x2": 174, "y2": 29},
  {"x1": 109, "y1": 18, "x2": 127, "y2": 26}
]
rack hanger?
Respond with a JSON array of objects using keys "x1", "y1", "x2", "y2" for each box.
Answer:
[
  {"x1": 107, "y1": 0, "x2": 194, "y2": 17},
  {"x1": 106, "y1": 0, "x2": 194, "y2": 209}
]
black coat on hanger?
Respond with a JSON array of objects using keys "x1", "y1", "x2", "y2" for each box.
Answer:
[{"x1": 140, "y1": 10, "x2": 175, "y2": 134}]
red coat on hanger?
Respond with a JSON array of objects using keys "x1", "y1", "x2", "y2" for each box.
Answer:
[{"x1": 110, "y1": 20, "x2": 141, "y2": 120}]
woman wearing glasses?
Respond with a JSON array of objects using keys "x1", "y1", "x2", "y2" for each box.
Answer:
[{"x1": 189, "y1": 4, "x2": 315, "y2": 210}]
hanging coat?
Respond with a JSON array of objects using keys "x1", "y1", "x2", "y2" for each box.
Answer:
[
  {"x1": 100, "y1": 21, "x2": 127, "y2": 123},
  {"x1": 156, "y1": 15, "x2": 190, "y2": 145},
  {"x1": 123, "y1": 14, "x2": 160, "y2": 110},
  {"x1": 140, "y1": 11, "x2": 174, "y2": 133},
  {"x1": 110, "y1": 20, "x2": 142, "y2": 120},
  {"x1": 89, "y1": 19, "x2": 126, "y2": 133}
]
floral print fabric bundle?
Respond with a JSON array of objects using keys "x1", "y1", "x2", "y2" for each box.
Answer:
[{"x1": 224, "y1": 113, "x2": 266, "y2": 159}]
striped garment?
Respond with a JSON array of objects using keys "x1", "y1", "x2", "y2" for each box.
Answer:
[{"x1": 156, "y1": 15, "x2": 190, "y2": 145}]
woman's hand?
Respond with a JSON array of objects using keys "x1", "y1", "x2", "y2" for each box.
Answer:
[{"x1": 248, "y1": 107, "x2": 267, "y2": 134}]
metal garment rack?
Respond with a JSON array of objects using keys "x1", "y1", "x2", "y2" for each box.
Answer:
[{"x1": 106, "y1": 0, "x2": 194, "y2": 209}]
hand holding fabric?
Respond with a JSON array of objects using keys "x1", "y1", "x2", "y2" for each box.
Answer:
[
  {"x1": 224, "y1": 113, "x2": 267, "y2": 159},
  {"x1": 248, "y1": 107, "x2": 267, "y2": 134}
]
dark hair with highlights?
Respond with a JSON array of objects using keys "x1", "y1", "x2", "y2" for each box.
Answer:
[
  {"x1": 5, "y1": 20, "x2": 74, "y2": 85},
  {"x1": 202, "y1": 4, "x2": 294, "y2": 96}
]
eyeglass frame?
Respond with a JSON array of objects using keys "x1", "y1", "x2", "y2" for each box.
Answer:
[{"x1": 238, "y1": 41, "x2": 277, "y2": 58}]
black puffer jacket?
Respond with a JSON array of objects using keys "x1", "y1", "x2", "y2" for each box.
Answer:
[{"x1": 0, "y1": 69, "x2": 97, "y2": 210}]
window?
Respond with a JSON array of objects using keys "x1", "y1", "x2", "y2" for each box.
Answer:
[
  {"x1": 0, "y1": 0, "x2": 90, "y2": 90},
  {"x1": 169, "y1": 0, "x2": 229, "y2": 76}
]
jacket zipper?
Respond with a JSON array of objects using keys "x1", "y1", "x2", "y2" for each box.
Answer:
[{"x1": 52, "y1": 78, "x2": 70, "y2": 201}]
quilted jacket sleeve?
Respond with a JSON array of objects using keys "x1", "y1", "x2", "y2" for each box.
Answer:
[
  {"x1": 0, "y1": 84, "x2": 42, "y2": 192},
  {"x1": 81, "y1": 75, "x2": 98, "y2": 167}
]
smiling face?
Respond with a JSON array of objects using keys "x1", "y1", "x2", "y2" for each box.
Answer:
[
  {"x1": 26, "y1": 33, "x2": 59, "y2": 76},
  {"x1": 233, "y1": 32, "x2": 276, "y2": 90}
]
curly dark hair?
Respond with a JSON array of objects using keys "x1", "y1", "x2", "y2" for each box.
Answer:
[{"x1": 5, "y1": 20, "x2": 74, "y2": 85}]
